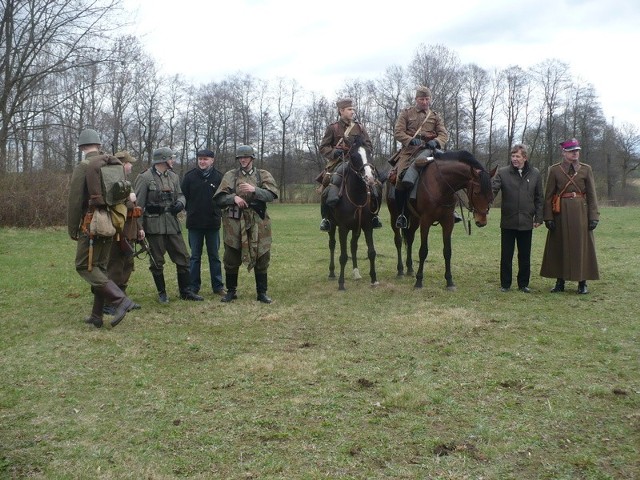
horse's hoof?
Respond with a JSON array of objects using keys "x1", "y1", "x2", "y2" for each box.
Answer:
[
  {"x1": 338, "y1": 285, "x2": 346, "y2": 291},
  {"x1": 413, "y1": 283, "x2": 423, "y2": 289},
  {"x1": 328, "y1": 273, "x2": 335, "y2": 279},
  {"x1": 371, "y1": 281, "x2": 380, "y2": 287},
  {"x1": 353, "y1": 268, "x2": 362, "y2": 280},
  {"x1": 447, "y1": 285, "x2": 457, "y2": 292}
]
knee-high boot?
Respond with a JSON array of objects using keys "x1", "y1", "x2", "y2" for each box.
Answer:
[
  {"x1": 255, "y1": 271, "x2": 272, "y2": 304},
  {"x1": 153, "y1": 273, "x2": 169, "y2": 303},
  {"x1": 221, "y1": 273, "x2": 238, "y2": 302},
  {"x1": 178, "y1": 271, "x2": 203, "y2": 301},
  {"x1": 85, "y1": 290, "x2": 104, "y2": 328}
]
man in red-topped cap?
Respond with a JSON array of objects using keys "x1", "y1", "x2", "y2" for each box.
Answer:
[{"x1": 540, "y1": 138, "x2": 600, "y2": 294}]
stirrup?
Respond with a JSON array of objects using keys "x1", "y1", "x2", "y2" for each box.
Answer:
[{"x1": 395, "y1": 214, "x2": 408, "y2": 229}]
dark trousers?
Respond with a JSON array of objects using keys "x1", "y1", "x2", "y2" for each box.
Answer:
[
  {"x1": 188, "y1": 228, "x2": 223, "y2": 293},
  {"x1": 500, "y1": 229, "x2": 532, "y2": 289}
]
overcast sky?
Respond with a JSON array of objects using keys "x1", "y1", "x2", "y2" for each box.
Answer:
[{"x1": 124, "y1": 0, "x2": 640, "y2": 129}]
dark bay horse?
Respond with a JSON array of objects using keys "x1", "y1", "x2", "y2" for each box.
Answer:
[
  {"x1": 387, "y1": 150, "x2": 496, "y2": 290},
  {"x1": 328, "y1": 135, "x2": 380, "y2": 290}
]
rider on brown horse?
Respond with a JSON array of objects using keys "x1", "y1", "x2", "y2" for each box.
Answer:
[
  {"x1": 317, "y1": 98, "x2": 383, "y2": 231},
  {"x1": 390, "y1": 86, "x2": 461, "y2": 229}
]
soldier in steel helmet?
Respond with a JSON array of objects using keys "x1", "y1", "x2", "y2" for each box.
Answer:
[
  {"x1": 317, "y1": 98, "x2": 382, "y2": 231},
  {"x1": 214, "y1": 145, "x2": 278, "y2": 303},
  {"x1": 102, "y1": 150, "x2": 144, "y2": 314},
  {"x1": 67, "y1": 129, "x2": 137, "y2": 328},
  {"x1": 134, "y1": 147, "x2": 203, "y2": 303}
]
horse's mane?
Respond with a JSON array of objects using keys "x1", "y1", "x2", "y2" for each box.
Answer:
[
  {"x1": 434, "y1": 150, "x2": 492, "y2": 194},
  {"x1": 435, "y1": 149, "x2": 486, "y2": 171}
]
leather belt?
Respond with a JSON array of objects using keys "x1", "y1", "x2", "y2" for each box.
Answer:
[{"x1": 560, "y1": 192, "x2": 585, "y2": 198}]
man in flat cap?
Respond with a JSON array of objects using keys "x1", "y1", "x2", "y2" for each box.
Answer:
[
  {"x1": 391, "y1": 86, "x2": 452, "y2": 229},
  {"x1": 317, "y1": 98, "x2": 382, "y2": 231},
  {"x1": 540, "y1": 138, "x2": 600, "y2": 294},
  {"x1": 181, "y1": 148, "x2": 225, "y2": 297}
]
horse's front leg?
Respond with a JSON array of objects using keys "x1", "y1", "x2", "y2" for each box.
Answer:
[
  {"x1": 338, "y1": 227, "x2": 349, "y2": 290},
  {"x1": 414, "y1": 222, "x2": 430, "y2": 289},
  {"x1": 442, "y1": 221, "x2": 456, "y2": 291},
  {"x1": 350, "y1": 229, "x2": 362, "y2": 280},
  {"x1": 363, "y1": 227, "x2": 378, "y2": 285},
  {"x1": 405, "y1": 224, "x2": 417, "y2": 275},
  {"x1": 393, "y1": 223, "x2": 404, "y2": 276},
  {"x1": 328, "y1": 224, "x2": 336, "y2": 279}
]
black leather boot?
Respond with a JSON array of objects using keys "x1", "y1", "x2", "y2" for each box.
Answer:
[
  {"x1": 371, "y1": 215, "x2": 383, "y2": 229},
  {"x1": 320, "y1": 202, "x2": 331, "y2": 232},
  {"x1": 153, "y1": 273, "x2": 169, "y2": 303},
  {"x1": 85, "y1": 292, "x2": 104, "y2": 328},
  {"x1": 178, "y1": 271, "x2": 204, "y2": 301},
  {"x1": 577, "y1": 281, "x2": 588, "y2": 294},
  {"x1": 255, "y1": 272, "x2": 272, "y2": 304},
  {"x1": 550, "y1": 278, "x2": 565, "y2": 293},
  {"x1": 221, "y1": 273, "x2": 238, "y2": 302}
]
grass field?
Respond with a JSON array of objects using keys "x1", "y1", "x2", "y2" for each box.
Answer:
[{"x1": 1, "y1": 204, "x2": 638, "y2": 479}]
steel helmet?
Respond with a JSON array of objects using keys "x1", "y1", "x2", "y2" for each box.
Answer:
[
  {"x1": 152, "y1": 147, "x2": 175, "y2": 165},
  {"x1": 78, "y1": 129, "x2": 101, "y2": 146},
  {"x1": 235, "y1": 145, "x2": 256, "y2": 159}
]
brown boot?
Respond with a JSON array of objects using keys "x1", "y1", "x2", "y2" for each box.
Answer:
[{"x1": 99, "y1": 281, "x2": 136, "y2": 327}]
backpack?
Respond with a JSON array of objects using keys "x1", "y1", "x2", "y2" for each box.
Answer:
[
  {"x1": 99, "y1": 159, "x2": 131, "y2": 233},
  {"x1": 100, "y1": 161, "x2": 131, "y2": 206}
]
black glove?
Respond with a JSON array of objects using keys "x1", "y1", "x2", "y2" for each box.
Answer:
[
  {"x1": 588, "y1": 220, "x2": 598, "y2": 231},
  {"x1": 409, "y1": 138, "x2": 422, "y2": 146},
  {"x1": 426, "y1": 139, "x2": 439, "y2": 150},
  {"x1": 333, "y1": 149, "x2": 343, "y2": 159},
  {"x1": 545, "y1": 220, "x2": 556, "y2": 231},
  {"x1": 169, "y1": 201, "x2": 184, "y2": 215}
]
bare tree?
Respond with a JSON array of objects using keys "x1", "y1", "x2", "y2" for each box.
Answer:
[
  {"x1": 274, "y1": 78, "x2": 298, "y2": 201},
  {"x1": 462, "y1": 63, "x2": 490, "y2": 155},
  {"x1": 616, "y1": 122, "x2": 640, "y2": 199},
  {"x1": 0, "y1": 0, "x2": 124, "y2": 174}
]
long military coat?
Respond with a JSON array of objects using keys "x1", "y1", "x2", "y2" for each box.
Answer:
[
  {"x1": 540, "y1": 161, "x2": 600, "y2": 281},
  {"x1": 392, "y1": 106, "x2": 448, "y2": 172},
  {"x1": 319, "y1": 119, "x2": 372, "y2": 171}
]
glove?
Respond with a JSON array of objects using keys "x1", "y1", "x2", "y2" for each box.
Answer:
[
  {"x1": 169, "y1": 201, "x2": 184, "y2": 215},
  {"x1": 409, "y1": 138, "x2": 422, "y2": 146},
  {"x1": 588, "y1": 220, "x2": 598, "y2": 231},
  {"x1": 426, "y1": 139, "x2": 439, "y2": 150},
  {"x1": 545, "y1": 220, "x2": 556, "y2": 231},
  {"x1": 332, "y1": 149, "x2": 343, "y2": 159}
]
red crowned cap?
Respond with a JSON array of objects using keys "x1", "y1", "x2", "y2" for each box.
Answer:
[{"x1": 560, "y1": 138, "x2": 581, "y2": 151}]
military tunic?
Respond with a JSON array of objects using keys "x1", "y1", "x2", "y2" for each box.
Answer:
[
  {"x1": 214, "y1": 167, "x2": 278, "y2": 273},
  {"x1": 392, "y1": 106, "x2": 449, "y2": 176},
  {"x1": 67, "y1": 151, "x2": 120, "y2": 287},
  {"x1": 319, "y1": 119, "x2": 373, "y2": 173},
  {"x1": 134, "y1": 167, "x2": 190, "y2": 275},
  {"x1": 540, "y1": 161, "x2": 600, "y2": 281}
]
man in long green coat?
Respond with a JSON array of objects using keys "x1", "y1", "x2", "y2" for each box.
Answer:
[{"x1": 540, "y1": 138, "x2": 600, "y2": 294}]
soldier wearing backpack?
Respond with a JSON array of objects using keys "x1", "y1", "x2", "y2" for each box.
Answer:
[
  {"x1": 134, "y1": 147, "x2": 203, "y2": 303},
  {"x1": 67, "y1": 129, "x2": 137, "y2": 328}
]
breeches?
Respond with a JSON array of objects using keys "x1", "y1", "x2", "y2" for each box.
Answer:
[
  {"x1": 147, "y1": 233, "x2": 190, "y2": 276},
  {"x1": 223, "y1": 245, "x2": 270, "y2": 274},
  {"x1": 75, "y1": 234, "x2": 112, "y2": 287},
  {"x1": 107, "y1": 239, "x2": 135, "y2": 288}
]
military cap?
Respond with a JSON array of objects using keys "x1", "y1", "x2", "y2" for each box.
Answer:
[
  {"x1": 336, "y1": 98, "x2": 354, "y2": 110},
  {"x1": 415, "y1": 86, "x2": 432, "y2": 98},
  {"x1": 559, "y1": 138, "x2": 581, "y2": 151},
  {"x1": 196, "y1": 149, "x2": 215, "y2": 158},
  {"x1": 152, "y1": 147, "x2": 175, "y2": 164},
  {"x1": 115, "y1": 150, "x2": 137, "y2": 163}
]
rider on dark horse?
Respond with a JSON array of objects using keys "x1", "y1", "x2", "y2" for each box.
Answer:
[
  {"x1": 316, "y1": 98, "x2": 383, "y2": 231},
  {"x1": 390, "y1": 86, "x2": 462, "y2": 229}
]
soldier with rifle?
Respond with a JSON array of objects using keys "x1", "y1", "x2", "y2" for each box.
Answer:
[
  {"x1": 134, "y1": 147, "x2": 203, "y2": 303},
  {"x1": 67, "y1": 129, "x2": 137, "y2": 328}
]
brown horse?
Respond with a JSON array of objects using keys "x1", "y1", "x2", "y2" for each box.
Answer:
[
  {"x1": 387, "y1": 150, "x2": 496, "y2": 290},
  {"x1": 327, "y1": 135, "x2": 381, "y2": 290}
]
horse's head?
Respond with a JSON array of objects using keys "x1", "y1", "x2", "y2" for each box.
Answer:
[
  {"x1": 467, "y1": 165, "x2": 496, "y2": 227},
  {"x1": 346, "y1": 135, "x2": 376, "y2": 186}
]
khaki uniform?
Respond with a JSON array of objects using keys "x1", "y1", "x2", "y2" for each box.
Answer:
[
  {"x1": 540, "y1": 162, "x2": 600, "y2": 281},
  {"x1": 392, "y1": 106, "x2": 448, "y2": 181},
  {"x1": 319, "y1": 119, "x2": 373, "y2": 177},
  {"x1": 214, "y1": 167, "x2": 278, "y2": 274}
]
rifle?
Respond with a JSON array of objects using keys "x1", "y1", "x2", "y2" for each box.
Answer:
[{"x1": 133, "y1": 237, "x2": 158, "y2": 269}]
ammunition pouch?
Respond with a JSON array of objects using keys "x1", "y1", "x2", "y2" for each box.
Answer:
[{"x1": 145, "y1": 204, "x2": 164, "y2": 215}]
